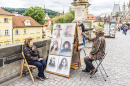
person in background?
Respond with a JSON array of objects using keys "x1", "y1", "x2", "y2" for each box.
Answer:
[
  {"x1": 123, "y1": 24, "x2": 128, "y2": 35},
  {"x1": 24, "y1": 37, "x2": 48, "y2": 81},
  {"x1": 78, "y1": 21, "x2": 86, "y2": 46},
  {"x1": 82, "y1": 27, "x2": 106, "y2": 75}
]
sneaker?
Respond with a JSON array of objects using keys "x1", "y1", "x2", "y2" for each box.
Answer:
[
  {"x1": 39, "y1": 77, "x2": 44, "y2": 81},
  {"x1": 36, "y1": 75, "x2": 40, "y2": 79},
  {"x1": 43, "y1": 76, "x2": 49, "y2": 79}
]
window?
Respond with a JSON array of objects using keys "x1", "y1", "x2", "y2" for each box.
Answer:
[
  {"x1": 4, "y1": 18, "x2": 8, "y2": 22},
  {"x1": 0, "y1": 30, "x2": 1, "y2": 36},
  {"x1": 5, "y1": 30, "x2": 9, "y2": 35},
  {"x1": 23, "y1": 29, "x2": 27, "y2": 34},
  {"x1": 15, "y1": 29, "x2": 19, "y2": 35},
  {"x1": 5, "y1": 43, "x2": 9, "y2": 45},
  {"x1": 30, "y1": 29, "x2": 34, "y2": 33},
  {"x1": 37, "y1": 28, "x2": 40, "y2": 33}
]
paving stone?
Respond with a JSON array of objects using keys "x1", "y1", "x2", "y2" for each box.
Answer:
[{"x1": 1, "y1": 31, "x2": 130, "y2": 86}]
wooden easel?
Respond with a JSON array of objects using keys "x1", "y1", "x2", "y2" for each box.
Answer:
[{"x1": 71, "y1": 24, "x2": 82, "y2": 70}]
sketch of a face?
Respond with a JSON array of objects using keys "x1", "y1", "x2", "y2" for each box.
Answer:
[
  {"x1": 50, "y1": 41, "x2": 58, "y2": 54},
  {"x1": 53, "y1": 25, "x2": 62, "y2": 38},
  {"x1": 66, "y1": 26, "x2": 71, "y2": 34},
  {"x1": 65, "y1": 44, "x2": 69, "y2": 49},
  {"x1": 64, "y1": 25, "x2": 72, "y2": 37},
  {"x1": 63, "y1": 41, "x2": 71, "y2": 51},
  {"x1": 58, "y1": 58, "x2": 68, "y2": 70},
  {"x1": 49, "y1": 57, "x2": 55, "y2": 67},
  {"x1": 62, "y1": 59, "x2": 67, "y2": 67},
  {"x1": 55, "y1": 29, "x2": 60, "y2": 35}
]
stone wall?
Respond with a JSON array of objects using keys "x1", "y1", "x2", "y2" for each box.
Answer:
[{"x1": 0, "y1": 38, "x2": 51, "y2": 84}]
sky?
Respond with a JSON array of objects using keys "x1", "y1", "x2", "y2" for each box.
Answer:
[{"x1": 0, "y1": 0, "x2": 129, "y2": 16}]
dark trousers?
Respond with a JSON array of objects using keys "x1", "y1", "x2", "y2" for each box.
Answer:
[
  {"x1": 84, "y1": 56, "x2": 95, "y2": 71},
  {"x1": 29, "y1": 60, "x2": 46, "y2": 78}
]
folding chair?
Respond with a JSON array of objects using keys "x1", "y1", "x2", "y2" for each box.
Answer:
[
  {"x1": 90, "y1": 53, "x2": 108, "y2": 81},
  {"x1": 20, "y1": 52, "x2": 36, "y2": 83}
]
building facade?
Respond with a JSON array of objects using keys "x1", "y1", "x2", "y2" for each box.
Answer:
[
  {"x1": 0, "y1": 8, "x2": 43, "y2": 46},
  {"x1": 0, "y1": 8, "x2": 14, "y2": 46}
]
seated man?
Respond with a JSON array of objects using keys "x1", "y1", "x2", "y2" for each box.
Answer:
[
  {"x1": 24, "y1": 37, "x2": 48, "y2": 80},
  {"x1": 82, "y1": 27, "x2": 106, "y2": 75}
]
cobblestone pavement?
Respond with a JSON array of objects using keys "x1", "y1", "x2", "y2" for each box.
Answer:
[{"x1": 1, "y1": 31, "x2": 130, "y2": 86}]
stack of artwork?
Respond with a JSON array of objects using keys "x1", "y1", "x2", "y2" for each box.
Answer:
[
  {"x1": 110, "y1": 24, "x2": 116, "y2": 37},
  {"x1": 46, "y1": 23, "x2": 76, "y2": 77},
  {"x1": 104, "y1": 24, "x2": 110, "y2": 36}
]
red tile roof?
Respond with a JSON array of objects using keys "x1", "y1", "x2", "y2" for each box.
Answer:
[
  {"x1": 43, "y1": 21, "x2": 49, "y2": 27},
  {"x1": 0, "y1": 8, "x2": 14, "y2": 16},
  {"x1": 12, "y1": 16, "x2": 42, "y2": 27},
  {"x1": 56, "y1": 13, "x2": 60, "y2": 17},
  {"x1": 87, "y1": 14, "x2": 96, "y2": 20}
]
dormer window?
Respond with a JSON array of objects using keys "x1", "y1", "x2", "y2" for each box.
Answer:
[{"x1": 24, "y1": 19, "x2": 31, "y2": 26}]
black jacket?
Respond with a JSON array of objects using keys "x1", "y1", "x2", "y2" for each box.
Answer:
[
  {"x1": 24, "y1": 46, "x2": 42, "y2": 63},
  {"x1": 79, "y1": 23, "x2": 85, "y2": 32}
]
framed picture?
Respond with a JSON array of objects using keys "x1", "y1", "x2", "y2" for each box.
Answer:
[
  {"x1": 46, "y1": 55, "x2": 59, "y2": 73},
  {"x1": 49, "y1": 38, "x2": 61, "y2": 55},
  {"x1": 57, "y1": 56, "x2": 71, "y2": 76},
  {"x1": 60, "y1": 38, "x2": 74, "y2": 56},
  {"x1": 77, "y1": 26, "x2": 83, "y2": 44}
]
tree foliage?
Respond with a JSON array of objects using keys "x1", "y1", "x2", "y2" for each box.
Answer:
[
  {"x1": 1, "y1": 7, "x2": 60, "y2": 18},
  {"x1": 24, "y1": 6, "x2": 45, "y2": 25},
  {"x1": 1, "y1": 7, "x2": 27, "y2": 14},
  {"x1": 54, "y1": 7, "x2": 75, "y2": 23}
]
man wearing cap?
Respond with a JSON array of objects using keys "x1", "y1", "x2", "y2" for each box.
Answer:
[
  {"x1": 82, "y1": 27, "x2": 106, "y2": 75},
  {"x1": 53, "y1": 25, "x2": 62, "y2": 38}
]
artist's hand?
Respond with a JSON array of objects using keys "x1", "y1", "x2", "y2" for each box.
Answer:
[
  {"x1": 82, "y1": 32, "x2": 87, "y2": 36},
  {"x1": 38, "y1": 58, "x2": 43, "y2": 61},
  {"x1": 89, "y1": 54, "x2": 92, "y2": 58}
]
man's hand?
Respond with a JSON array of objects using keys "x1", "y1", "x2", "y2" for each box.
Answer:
[
  {"x1": 38, "y1": 58, "x2": 43, "y2": 61},
  {"x1": 89, "y1": 54, "x2": 92, "y2": 58},
  {"x1": 82, "y1": 32, "x2": 88, "y2": 38}
]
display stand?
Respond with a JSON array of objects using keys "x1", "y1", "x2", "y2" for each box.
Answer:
[{"x1": 46, "y1": 23, "x2": 81, "y2": 78}]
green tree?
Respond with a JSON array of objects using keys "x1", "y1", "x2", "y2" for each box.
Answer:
[
  {"x1": 54, "y1": 7, "x2": 74, "y2": 23},
  {"x1": 24, "y1": 6, "x2": 45, "y2": 25}
]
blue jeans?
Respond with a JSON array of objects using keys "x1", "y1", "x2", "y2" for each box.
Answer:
[
  {"x1": 124, "y1": 30, "x2": 127, "y2": 35},
  {"x1": 29, "y1": 60, "x2": 46, "y2": 78},
  {"x1": 82, "y1": 35, "x2": 86, "y2": 46}
]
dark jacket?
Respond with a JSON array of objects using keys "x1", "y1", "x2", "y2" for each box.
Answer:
[
  {"x1": 24, "y1": 46, "x2": 42, "y2": 63},
  {"x1": 79, "y1": 23, "x2": 85, "y2": 32},
  {"x1": 87, "y1": 33, "x2": 106, "y2": 60}
]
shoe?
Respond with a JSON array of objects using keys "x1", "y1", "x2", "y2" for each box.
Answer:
[
  {"x1": 39, "y1": 77, "x2": 44, "y2": 81},
  {"x1": 82, "y1": 69, "x2": 90, "y2": 72},
  {"x1": 36, "y1": 75, "x2": 44, "y2": 81},
  {"x1": 36, "y1": 75, "x2": 40, "y2": 79},
  {"x1": 90, "y1": 69, "x2": 98, "y2": 75},
  {"x1": 43, "y1": 76, "x2": 49, "y2": 79}
]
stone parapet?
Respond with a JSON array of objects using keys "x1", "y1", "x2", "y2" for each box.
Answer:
[{"x1": 0, "y1": 38, "x2": 51, "y2": 84}]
